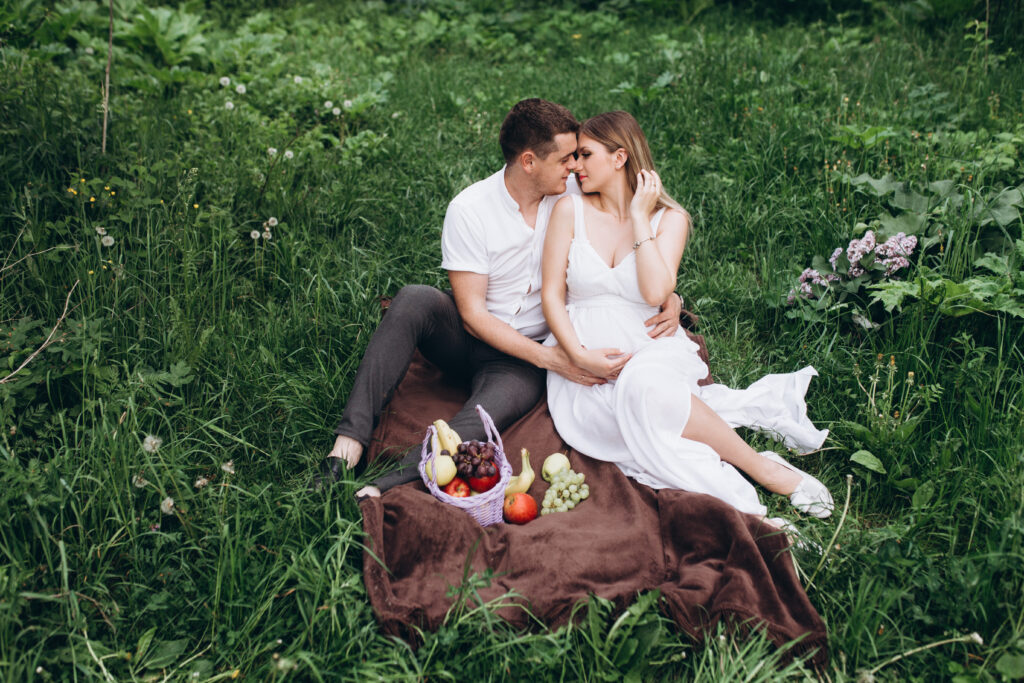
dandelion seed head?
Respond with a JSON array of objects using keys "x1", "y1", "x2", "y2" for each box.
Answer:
[
  {"x1": 262, "y1": 230, "x2": 272, "y2": 240},
  {"x1": 222, "y1": 460, "x2": 236, "y2": 474},
  {"x1": 267, "y1": 147, "x2": 277, "y2": 156},
  {"x1": 323, "y1": 100, "x2": 333, "y2": 109},
  {"x1": 267, "y1": 216, "x2": 278, "y2": 227},
  {"x1": 343, "y1": 99, "x2": 353, "y2": 109},
  {"x1": 219, "y1": 76, "x2": 231, "y2": 87},
  {"x1": 391, "y1": 111, "x2": 401, "y2": 119},
  {"x1": 132, "y1": 473, "x2": 148, "y2": 488},
  {"x1": 283, "y1": 150, "x2": 294, "y2": 159},
  {"x1": 225, "y1": 101, "x2": 235, "y2": 111},
  {"x1": 160, "y1": 497, "x2": 175, "y2": 515},
  {"x1": 293, "y1": 75, "x2": 303, "y2": 84},
  {"x1": 95, "y1": 226, "x2": 107, "y2": 236},
  {"x1": 332, "y1": 107, "x2": 341, "y2": 116},
  {"x1": 84, "y1": 47, "x2": 94, "y2": 55},
  {"x1": 250, "y1": 230, "x2": 261, "y2": 240},
  {"x1": 142, "y1": 434, "x2": 162, "y2": 453},
  {"x1": 194, "y1": 476, "x2": 209, "y2": 489},
  {"x1": 101, "y1": 235, "x2": 115, "y2": 247},
  {"x1": 235, "y1": 83, "x2": 247, "y2": 95}
]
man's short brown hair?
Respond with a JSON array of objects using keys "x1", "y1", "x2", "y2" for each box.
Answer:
[{"x1": 499, "y1": 99, "x2": 579, "y2": 164}]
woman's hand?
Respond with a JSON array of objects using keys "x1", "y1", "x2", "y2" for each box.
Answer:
[
  {"x1": 572, "y1": 346, "x2": 631, "y2": 380},
  {"x1": 629, "y1": 170, "x2": 662, "y2": 223}
]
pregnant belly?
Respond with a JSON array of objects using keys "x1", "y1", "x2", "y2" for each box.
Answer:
[{"x1": 570, "y1": 303, "x2": 656, "y2": 353}]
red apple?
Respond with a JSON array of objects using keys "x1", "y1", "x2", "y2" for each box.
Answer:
[
  {"x1": 468, "y1": 470, "x2": 501, "y2": 493},
  {"x1": 503, "y1": 493, "x2": 538, "y2": 524},
  {"x1": 443, "y1": 477, "x2": 470, "y2": 498}
]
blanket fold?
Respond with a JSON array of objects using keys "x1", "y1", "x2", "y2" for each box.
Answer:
[{"x1": 359, "y1": 350, "x2": 827, "y2": 667}]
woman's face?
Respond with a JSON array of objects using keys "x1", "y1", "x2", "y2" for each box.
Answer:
[{"x1": 574, "y1": 134, "x2": 620, "y2": 193}]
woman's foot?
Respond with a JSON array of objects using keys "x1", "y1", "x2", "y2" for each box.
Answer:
[{"x1": 760, "y1": 451, "x2": 834, "y2": 519}]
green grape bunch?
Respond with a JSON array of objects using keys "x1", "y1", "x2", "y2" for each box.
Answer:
[{"x1": 540, "y1": 468, "x2": 590, "y2": 515}]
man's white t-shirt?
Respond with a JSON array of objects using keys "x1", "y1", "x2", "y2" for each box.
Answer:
[{"x1": 441, "y1": 168, "x2": 580, "y2": 341}]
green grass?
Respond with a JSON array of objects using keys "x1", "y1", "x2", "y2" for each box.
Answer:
[{"x1": 2, "y1": 1, "x2": 1023, "y2": 680}]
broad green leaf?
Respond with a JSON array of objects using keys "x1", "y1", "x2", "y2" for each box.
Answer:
[
  {"x1": 850, "y1": 172, "x2": 899, "y2": 196},
  {"x1": 973, "y1": 252, "x2": 1009, "y2": 274},
  {"x1": 146, "y1": 638, "x2": 189, "y2": 669},
  {"x1": 877, "y1": 210, "x2": 928, "y2": 236},
  {"x1": 893, "y1": 186, "x2": 930, "y2": 213},
  {"x1": 928, "y1": 179, "x2": 956, "y2": 197},
  {"x1": 851, "y1": 449, "x2": 886, "y2": 473},
  {"x1": 894, "y1": 415, "x2": 923, "y2": 440},
  {"x1": 135, "y1": 626, "x2": 157, "y2": 663},
  {"x1": 996, "y1": 653, "x2": 1024, "y2": 679},
  {"x1": 869, "y1": 280, "x2": 921, "y2": 312},
  {"x1": 912, "y1": 480, "x2": 935, "y2": 508}
]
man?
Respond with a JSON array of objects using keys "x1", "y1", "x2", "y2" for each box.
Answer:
[{"x1": 316, "y1": 99, "x2": 682, "y2": 496}]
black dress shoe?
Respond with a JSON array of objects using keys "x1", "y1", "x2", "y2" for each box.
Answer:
[{"x1": 310, "y1": 457, "x2": 346, "y2": 491}]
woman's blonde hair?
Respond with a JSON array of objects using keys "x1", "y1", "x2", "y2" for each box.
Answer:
[{"x1": 579, "y1": 111, "x2": 686, "y2": 215}]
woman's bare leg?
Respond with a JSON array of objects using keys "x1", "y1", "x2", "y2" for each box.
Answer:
[{"x1": 681, "y1": 394, "x2": 801, "y2": 495}]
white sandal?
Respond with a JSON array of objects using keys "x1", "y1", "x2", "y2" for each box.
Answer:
[{"x1": 760, "y1": 451, "x2": 834, "y2": 519}]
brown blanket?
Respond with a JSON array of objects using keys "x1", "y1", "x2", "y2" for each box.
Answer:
[{"x1": 359, "y1": 354, "x2": 828, "y2": 667}]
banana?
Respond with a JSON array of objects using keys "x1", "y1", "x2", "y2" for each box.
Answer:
[
  {"x1": 426, "y1": 430, "x2": 444, "y2": 481},
  {"x1": 505, "y1": 448, "x2": 535, "y2": 496},
  {"x1": 432, "y1": 419, "x2": 462, "y2": 455}
]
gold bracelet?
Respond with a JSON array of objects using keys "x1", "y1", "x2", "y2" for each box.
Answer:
[{"x1": 633, "y1": 235, "x2": 656, "y2": 250}]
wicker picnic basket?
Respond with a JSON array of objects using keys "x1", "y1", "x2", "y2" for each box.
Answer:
[{"x1": 418, "y1": 404, "x2": 511, "y2": 527}]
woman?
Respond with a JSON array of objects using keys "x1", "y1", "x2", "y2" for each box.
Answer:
[{"x1": 541, "y1": 111, "x2": 832, "y2": 520}]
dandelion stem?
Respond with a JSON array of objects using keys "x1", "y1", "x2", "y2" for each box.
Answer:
[
  {"x1": 806, "y1": 474, "x2": 852, "y2": 591},
  {"x1": 0, "y1": 280, "x2": 79, "y2": 385},
  {"x1": 864, "y1": 632, "x2": 982, "y2": 677},
  {"x1": 101, "y1": 0, "x2": 113, "y2": 154}
]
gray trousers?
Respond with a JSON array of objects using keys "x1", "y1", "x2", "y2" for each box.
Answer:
[{"x1": 334, "y1": 285, "x2": 545, "y2": 492}]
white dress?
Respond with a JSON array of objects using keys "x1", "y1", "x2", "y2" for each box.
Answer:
[{"x1": 545, "y1": 195, "x2": 829, "y2": 517}]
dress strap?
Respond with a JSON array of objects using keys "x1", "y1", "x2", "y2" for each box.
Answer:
[
  {"x1": 571, "y1": 194, "x2": 588, "y2": 242},
  {"x1": 650, "y1": 207, "x2": 668, "y2": 237}
]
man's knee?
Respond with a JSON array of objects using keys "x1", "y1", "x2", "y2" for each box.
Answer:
[
  {"x1": 486, "y1": 365, "x2": 546, "y2": 425},
  {"x1": 380, "y1": 285, "x2": 456, "y2": 337},
  {"x1": 389, "y1": 285, "x2": 450, "y2": 317}
]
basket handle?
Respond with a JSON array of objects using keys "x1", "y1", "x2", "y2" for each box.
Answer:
[
  {"x1": 475, "y1": 404, "x2": 504, "y2": 457},
  {"x1": 420, "y1": 424, "x2": 439, "y2": 495}
]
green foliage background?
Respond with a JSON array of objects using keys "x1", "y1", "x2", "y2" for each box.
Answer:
[{"x1": 1, "y1": 0, "x2": 1023, "y2": 680}]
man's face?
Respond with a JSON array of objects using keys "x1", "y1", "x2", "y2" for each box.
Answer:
[{"x1": 532, "y1": 132, "x2": 580, "y2": 196}]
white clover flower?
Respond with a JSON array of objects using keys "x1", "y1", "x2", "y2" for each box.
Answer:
[
  {"x1": 101, "y1": 235, "x2": 115, "y2": 247},
  {"x1": 262, "y1": 230, "x2": 272, "y2": 240},
  {"x1": 343, "y1": 99, "x2": 353, "y2": 109},
  {"x1": 332, "y1": 107, "x2": 341, "y2": 116},
  {"x1": 293, "y1": 75, "x2": 303, "y2": 84},
  {"x1": 94, "y1": 226, "x2": 107, "y2": 235},
  {"x1": 219, "y1": 76, "x2": 231, "y2": 87},
  {"x1": 84, "y1": 47, "x2": 94, "y2": 55},
  {"x1": 283, "y1": 150, "x2": 294, "y2": 160},
  {"x1": 160, "y1": 497, "x2": 175, "y2": 515},
  {"x1": 132, "y1": 473, "x2": 149, "y2": 488},
  {"x1": 236, "y1": 83, "x2": 247, "y2": 95},
  {"x1": 267, "y1": 147, "x2": 277, "y2": 156},
  {"x1": 267, "y1": 216, "x2": 278, "y2": 227},
  {"x1": 142, "y1": 434, "x2": 162, "y2": 453},
  {"x1": 221, "y1": 460, "x2": 235, "y2": 474},
  {"x1": 323, "y1": 100, "x2": 333, "y2": 109},
  {"x1": 194, "y1": 476, "x2": 209, "y2": 489},
  {"x1": 250, "y1": 230, "x2": 261, "y2": 240}
]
